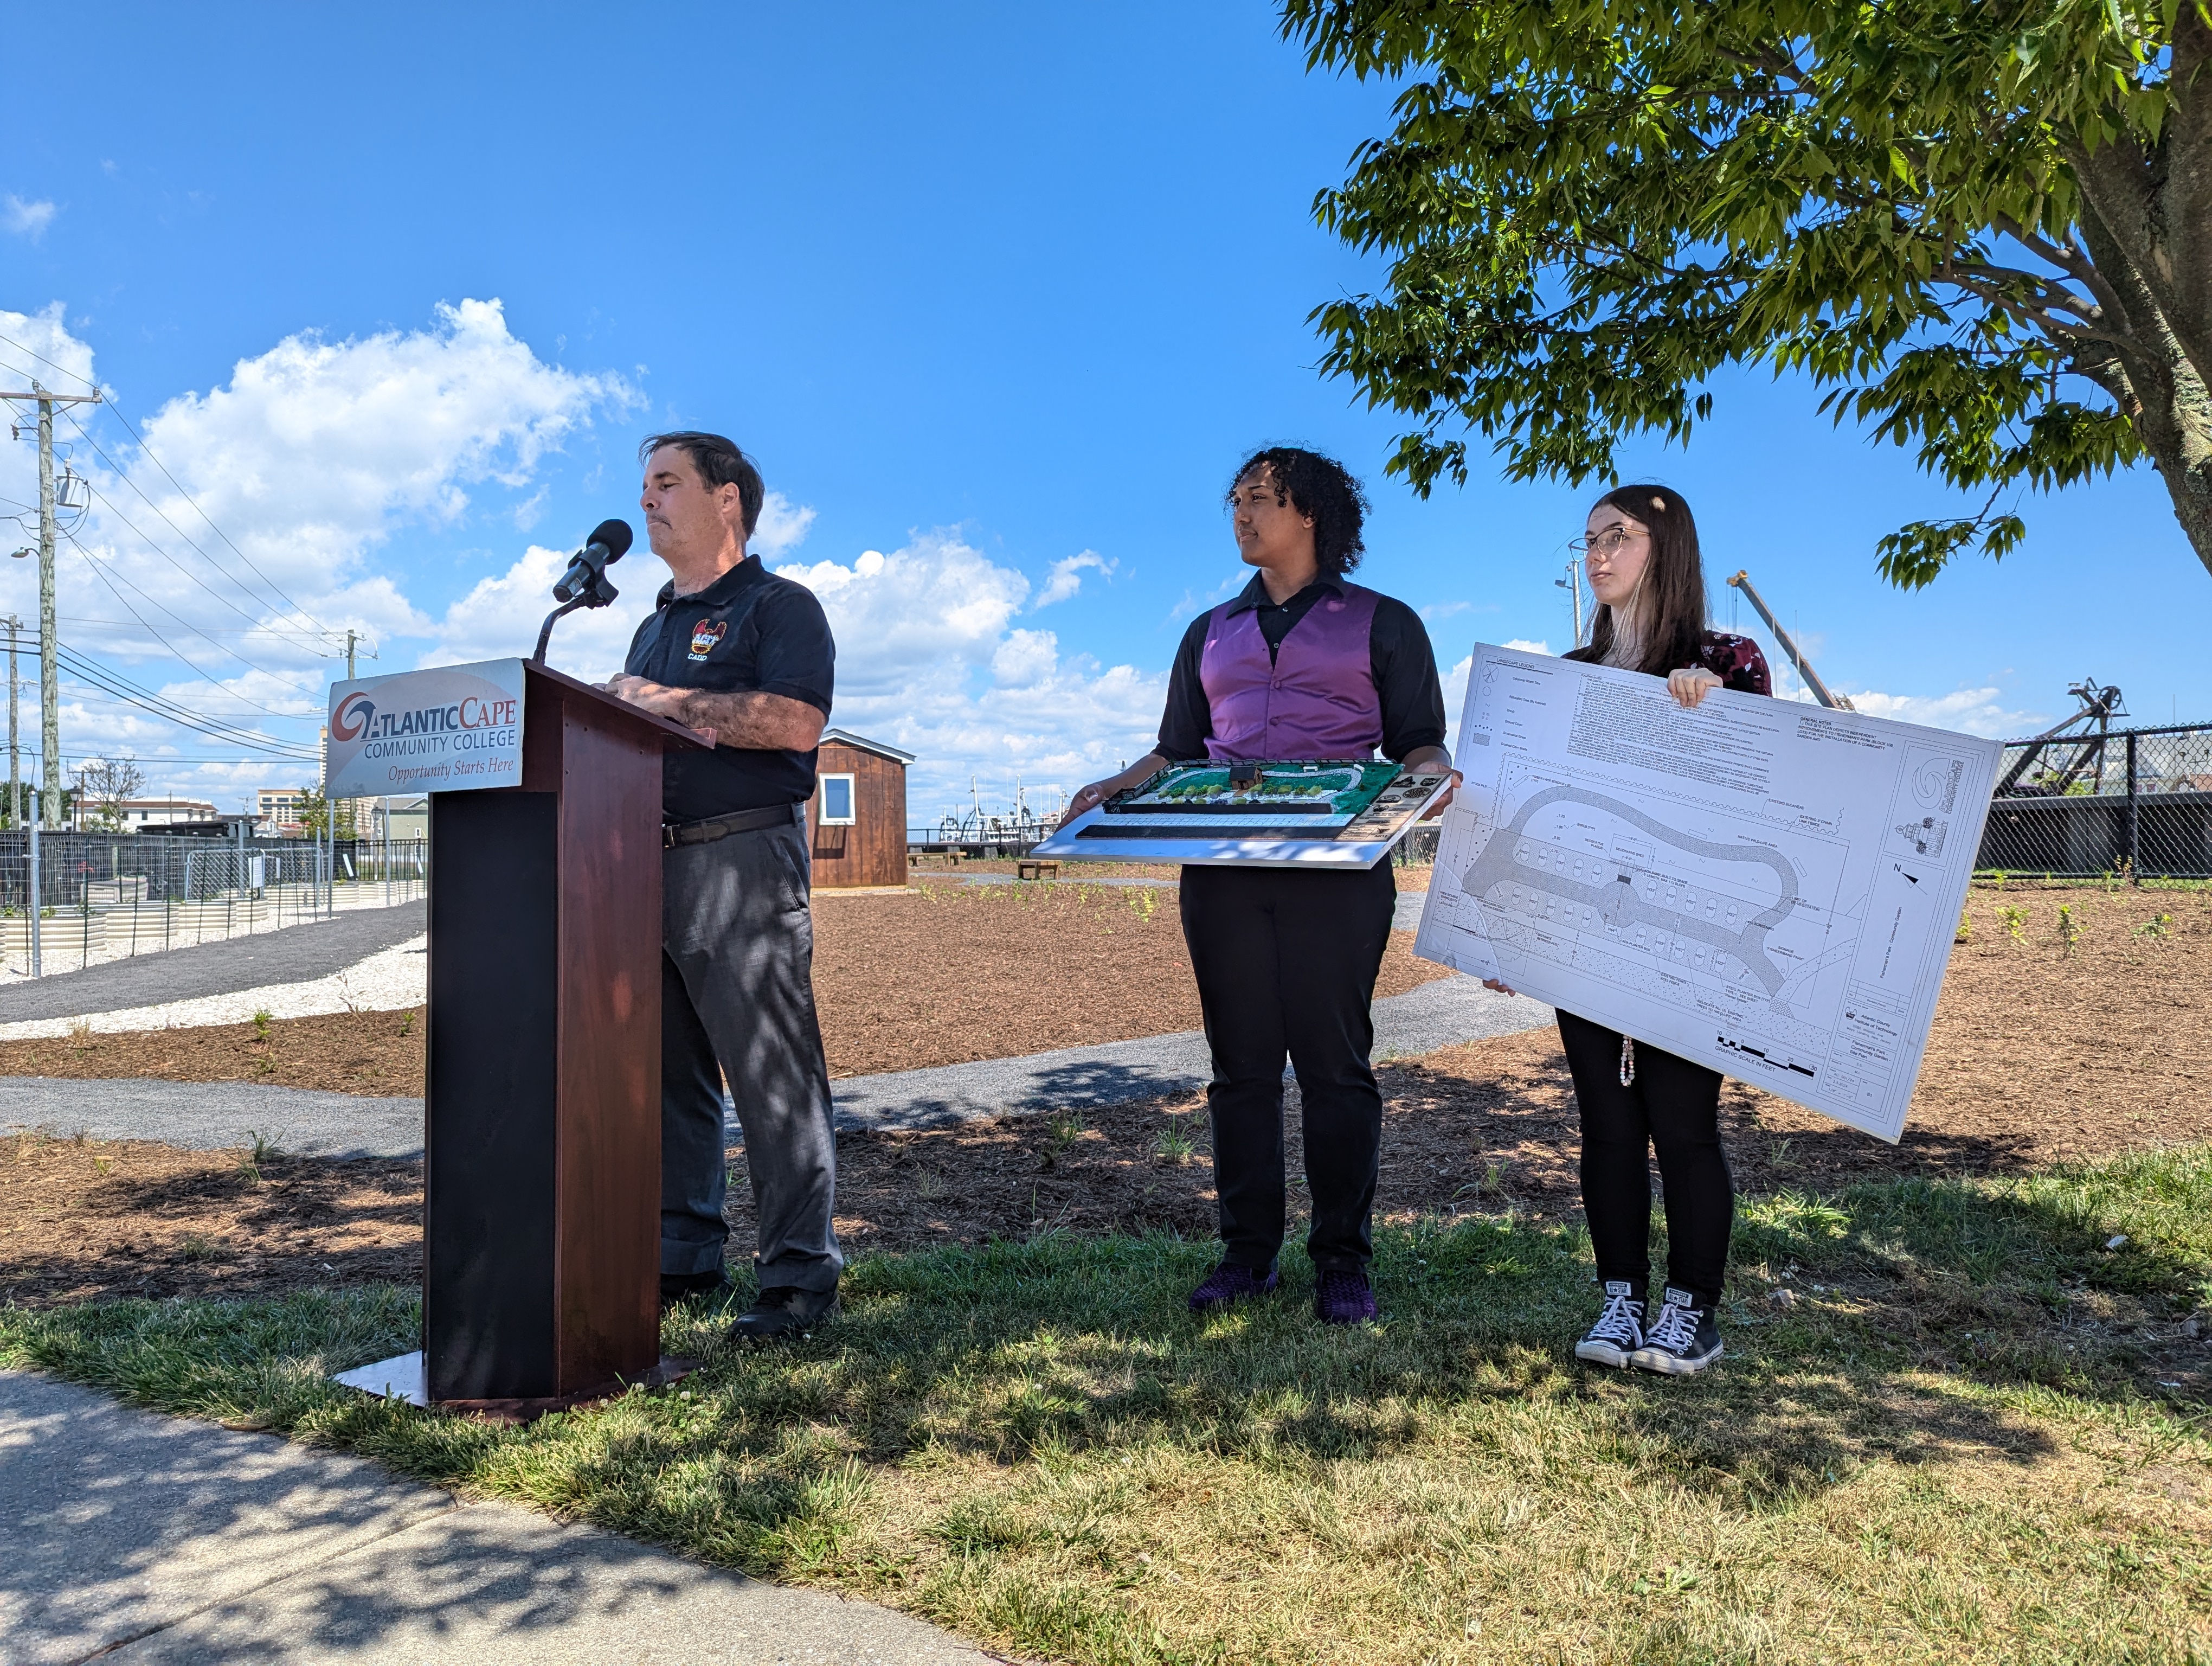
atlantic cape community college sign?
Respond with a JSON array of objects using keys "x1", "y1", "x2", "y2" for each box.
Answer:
[{"x1": 324, "y1": 658, "x2": 528, "y2": 799}]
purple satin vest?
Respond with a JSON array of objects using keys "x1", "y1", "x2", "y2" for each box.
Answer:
[{"x1": 1199, "y1": 583, "x2": 1384, "y2": 762}]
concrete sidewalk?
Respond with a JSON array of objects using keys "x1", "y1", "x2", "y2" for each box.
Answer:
[
  {"x1": 0, "y1": 1369, "x2": 1003, "y2": 1665},
  {"x1": 0, "y1": 975, "x2": 1550, "y2": 1156}
]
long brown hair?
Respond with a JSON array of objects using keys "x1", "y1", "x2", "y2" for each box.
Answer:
[{"x1": 1563, "y1": 483, "x2": 1708, "y2": 676}]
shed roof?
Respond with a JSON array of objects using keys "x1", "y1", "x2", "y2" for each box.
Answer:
[{"x1": 819, "y1": 729, "x2": 916, "y2": 765}]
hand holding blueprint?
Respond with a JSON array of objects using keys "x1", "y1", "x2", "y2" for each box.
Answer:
[{"x1": 1413, "y1": 646, "x2": 2001, "y2": 1141}]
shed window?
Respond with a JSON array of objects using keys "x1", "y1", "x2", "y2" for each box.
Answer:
[{"x1": 820, "y1": 774, "x2": 857, "y2": 825}]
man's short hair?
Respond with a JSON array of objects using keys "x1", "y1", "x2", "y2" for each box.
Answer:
[{"x1": 640, "y1": 431, "x2": 766, "y2": 541}]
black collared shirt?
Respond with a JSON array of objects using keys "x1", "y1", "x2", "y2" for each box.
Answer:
[
  {"x1": 1155, "y1": 573, "x2": 1448, "y2": 763},
  {"x1": 625, "y1": 555, "x2": 836, "y2": 822}
]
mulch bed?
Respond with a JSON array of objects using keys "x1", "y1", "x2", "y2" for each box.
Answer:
[
  {"x1": 0, "y1": 878, "x2": 1452, "y2": 1088},
  {"x1": 2, "y1": 883, "x2": 2205, "y2": 1306}
]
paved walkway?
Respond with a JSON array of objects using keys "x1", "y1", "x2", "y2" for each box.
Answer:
[
  {"x1": 0, "y1": 975, "x2": 1549, "y2": 1157},
  {"x1": 0, "y1": 902, "x2": 427, "y2": 1024},
  {"x1": 0, "y1": 1369, "x2": 1001, "y2": 1665}
]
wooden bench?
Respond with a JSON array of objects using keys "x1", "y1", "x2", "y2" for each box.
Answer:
[{"x1": 1016, "y1": 859, "x2": 1059, "y2": 882}]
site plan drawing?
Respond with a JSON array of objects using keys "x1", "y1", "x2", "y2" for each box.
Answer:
[
  {"x1": 1031, "y1": 759, "x2": 1452, "y2": 868},
  {"x1": 1414, "y1": 646, "x2": 2002, "y2": 1140}
]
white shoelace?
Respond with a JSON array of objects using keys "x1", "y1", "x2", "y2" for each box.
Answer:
[
  {"x1": 1589, "y1": 1288, "x2": 1642, "y2": 1347},
  {"x1": 1644, "y1": 1298, "x2": 1701, "y2": 1353}
]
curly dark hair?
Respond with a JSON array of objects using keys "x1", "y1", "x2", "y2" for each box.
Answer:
[
  {"x1": 640, "y1": 431, "x2": 766, "y2": 540},
  {"x1": 1225, "y1": 446, "x2": 1368, "y2": 575}
]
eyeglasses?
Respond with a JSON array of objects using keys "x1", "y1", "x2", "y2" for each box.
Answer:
[{"x1": 1569, "y1": 526, "x2": 1648, "y2": 559}]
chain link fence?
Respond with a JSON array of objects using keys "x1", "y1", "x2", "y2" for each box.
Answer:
[
  {"x1": 0, "y1": 831, "x2": 428, "y2": 979},
  {"x1": 1976, "y1": 721, "x2": 2212, "y2": 880}
]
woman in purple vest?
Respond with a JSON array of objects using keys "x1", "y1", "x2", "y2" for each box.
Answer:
[
  {"x1": 1064, "y1": 447, "x2": 1452, "y2": 1324},
  {"x1": 1487, "y1": 484, "x2": 1771, "y2": 1375}
]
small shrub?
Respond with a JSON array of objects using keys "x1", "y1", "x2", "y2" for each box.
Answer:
[
  {"x1": 1046, "y1": 1111, "x2": 1087, "y2": 1152},
  {"x1": 2133, "y1": 912, "x2": 2175, "y2": 940},
  {"x1": 1954, "y1": 910, "x2": 1972, "y2": 944},
  {"x1": 2056, "y1": 904, "x2": 2081, "y2": 954},
  {"x1": 1999, "y1": 905, "x2": 2028, "y2": 944},
  {"x1": 1154, "y1": 1122, "x2": 1197, "y2": 1166},
  {"x1": 250, "y1": 1009, "x2": 273, "y2": 1040}
]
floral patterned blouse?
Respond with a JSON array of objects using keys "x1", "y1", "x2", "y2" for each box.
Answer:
[
  {"x1": 1689, "y1": 631, "x2": 1772, "y2": 695},
  {"x1": 1566, "y1": 631, "x2": 1771, "y2": 696}
]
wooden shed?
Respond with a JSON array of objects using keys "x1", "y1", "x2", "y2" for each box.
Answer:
[{"x1": 807, "y1": 729, "x2": 915, "y2": 889}]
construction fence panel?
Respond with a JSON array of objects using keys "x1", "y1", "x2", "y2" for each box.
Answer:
[
  {"x1": 1976, "y1": 721, "x2": 2212, "y2": 880},
  {"x1": 0, "y1": 831, "x2": 429, "y2": 979}
]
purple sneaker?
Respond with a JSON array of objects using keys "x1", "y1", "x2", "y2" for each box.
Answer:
[
  {"x1": 1188, "y1": 1262, "x2": 1279, "y2": 1312},
  {"x1": 1313, "y1": 1268, "x2": 1377, "y2": 1325}
]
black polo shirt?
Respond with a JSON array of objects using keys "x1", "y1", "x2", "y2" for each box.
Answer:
[
  {"x1": 625, "y1": 555, "x2": 836, "y2": 822},
  {"x1": 1155, "y1": 572, "x2": 1448, "y2": 762}
]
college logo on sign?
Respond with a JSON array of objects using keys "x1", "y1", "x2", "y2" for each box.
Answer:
[{"x1": 687, "y1": 619, "x2": 728, "y2": 661}]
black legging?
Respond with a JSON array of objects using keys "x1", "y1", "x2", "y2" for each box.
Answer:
[{"x1": 1556, "y1": 1009, "x2": 1734, "y2": 1306}]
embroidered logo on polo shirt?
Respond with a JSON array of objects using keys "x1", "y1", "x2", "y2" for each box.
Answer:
[{"x1": 687, "y1": 620, "x2": 728, "y2": 661}]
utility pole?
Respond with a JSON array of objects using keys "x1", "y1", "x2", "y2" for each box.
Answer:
[
  {"x1": 1555, "y1": 560, "x2": 1584, "y2": 646},
  {"x1": 4, "y1": 614, "x2": 19, "y2": 830},
  {"x1": 3, "y1": 382, "x2": 102, "y2": 829},
  {"x1": 345, "y1": 628, "x2": 358, "y2": 680}
]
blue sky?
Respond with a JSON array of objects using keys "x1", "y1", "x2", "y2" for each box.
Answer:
[{"x1": 2, "y1": 3, "x2": 2202, "y2": 821}]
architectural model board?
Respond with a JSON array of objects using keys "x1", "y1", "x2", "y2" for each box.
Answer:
[
  {"x1": 1030, "y1": 759, "x2": 1452, "y2": 868},
  {"x1": 1413, "y1": 645, "x2": 2001, "y2": 1141}
]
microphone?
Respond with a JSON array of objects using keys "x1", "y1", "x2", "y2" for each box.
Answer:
[
  {"x1": 552, "y1": 518, "x2": 633, "y2": 604},
  {"x1": 535, "y1": 517, "x2": 636, "y2": 664}
]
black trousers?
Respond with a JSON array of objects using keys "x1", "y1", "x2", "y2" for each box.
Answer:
[
  {"x1": 1557, "y1": 1009, "x2": 1733, "y2": 1306},
  {"x1": 1180, "y1": 861, "x2": 1396, "y2": 1274}
]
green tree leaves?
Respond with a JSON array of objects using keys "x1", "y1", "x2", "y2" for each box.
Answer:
[{"x1": 1284, "y1": 0, "x2": 2212, "y2": 583}]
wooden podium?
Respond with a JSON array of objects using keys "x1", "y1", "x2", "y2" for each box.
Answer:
[{"x1": 422, "y1": 662, "x2": 708, "y2": 1412}]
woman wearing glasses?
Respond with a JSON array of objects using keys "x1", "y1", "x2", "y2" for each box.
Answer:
[{"x1": 1488, "y1": 485, "x2": 1769, "y2": 1375}]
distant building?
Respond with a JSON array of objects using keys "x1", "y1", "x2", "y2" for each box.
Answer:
[
  {"x1": 807, "y1": 729, "x2": 914, "y2": 888},
  {"x1": 100, "y1": 796, "x2": 220, "y2": 831},
  {"x1": 257, "y1": 787, "x2": 311, "y2": 837},
  {"x1": 374, "y1": 797, "x2": 428, "y2": 842}
]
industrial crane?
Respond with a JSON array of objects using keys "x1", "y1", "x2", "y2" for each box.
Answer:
[{"x1": 1724, "y1": 571, "x2": 1854, "y2": 710}]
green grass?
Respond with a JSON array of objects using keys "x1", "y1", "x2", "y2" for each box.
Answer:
[{"x1": 6, "y1": 1149, "x2": 2211, "y2": 1664}]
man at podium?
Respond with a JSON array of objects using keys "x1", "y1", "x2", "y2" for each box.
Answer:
[{"x1": 602, "y1": 431, "x2": 844, "y2": 1342}]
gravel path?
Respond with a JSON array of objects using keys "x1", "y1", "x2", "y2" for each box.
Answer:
[
  {"x1": 0, "y1": 903, "x2": 426, "y2": 1024},
  {"x1": 0, "y1": 937, "x2": 428, "y2": 1041},
  {"x1": 0, "y1": 975, "x2": 1549, "y2": 1157}
]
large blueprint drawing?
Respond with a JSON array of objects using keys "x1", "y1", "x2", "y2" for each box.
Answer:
[{"x1": 1413, "y1": 646, "x2": 2002, "y2": 1141}]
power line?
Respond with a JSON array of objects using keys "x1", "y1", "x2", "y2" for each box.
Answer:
[
  {"x1": 50, "y1": 646, "x2": 320, "y2": 760},
  {"x1": 63, "y1": 409, "x2": 332, "y2": 643},
  {"x1": 62, "y1": 530, "x2": 324, "y2": 711},
  {"x1": 75, "y1": 460, "x2": 330, "y2": 657},
  {"x1": 0, "y1": 331, "x2": 339, "y2": 642}
]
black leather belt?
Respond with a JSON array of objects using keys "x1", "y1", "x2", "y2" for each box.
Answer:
[{"x1": 663, "y1": 802, "x2": 806, "y2": 848}]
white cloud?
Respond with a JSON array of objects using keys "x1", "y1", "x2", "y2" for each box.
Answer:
[
  {"x1": 3, "y1": 196, "x2": 56, "y2": 241},
  {"x1": 750, "y1": 491, "x2": 814, "y2": 558},
  {"x1": 1501, "y1": 638, "x2": 1552, "y2": 656},
  {"x1": 775, "y1": 531, "x2": 1163, "y2": 816},
  {"x1": 0, "y1": 299, "x2": 635, "y2": 803},
  {"x1": 1840, "y1": 685, "x2": 2039, "y2": 738},
  {"x1": 1035, "y1": 549, "x2": 1113, "y2": 607},
  {"x1": 423, "y1": 543, "x2": 649, "y2": 677}
]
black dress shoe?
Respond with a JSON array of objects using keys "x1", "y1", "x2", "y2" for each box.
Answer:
[{"x1": 728, "y1": 1285, "x2": 840, "y2": 1343}]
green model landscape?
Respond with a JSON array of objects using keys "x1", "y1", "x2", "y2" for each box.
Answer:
[{"x1": 1126, "y1": 761, "x2": 1399, "y2": 813}]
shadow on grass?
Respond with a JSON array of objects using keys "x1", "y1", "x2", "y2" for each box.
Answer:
[{"x1": 1, "y1": 1144, "x2": 2205, "y2": 1658}]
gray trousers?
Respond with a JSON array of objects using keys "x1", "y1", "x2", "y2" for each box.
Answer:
[{"x1": 660, "y1": 817, "x2": 843, "y2": 1294}]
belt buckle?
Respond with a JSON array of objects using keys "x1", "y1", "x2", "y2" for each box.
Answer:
[{"x1": 661, "y1": 823, "x2": 679, "y2": 849}]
